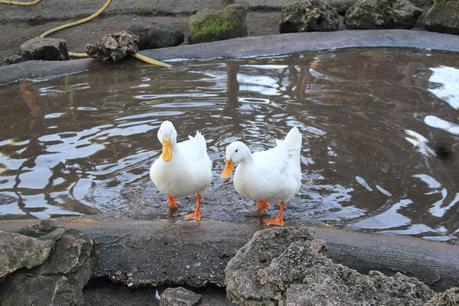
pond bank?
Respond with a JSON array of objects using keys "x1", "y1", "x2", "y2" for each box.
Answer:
[
  {"x1": 1, "y1": 217, "x2": 458, "y2": 304},
  {"x1": 1, "y1": 217, "x2": 458, "y2": 290},
  {"x1": 2, "y1": 29, "x2": 459, "y2": 86}
]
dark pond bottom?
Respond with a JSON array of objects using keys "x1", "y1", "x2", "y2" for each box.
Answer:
[{"x1": 0, "y1": 48, "x2": 458, "y2": 241}]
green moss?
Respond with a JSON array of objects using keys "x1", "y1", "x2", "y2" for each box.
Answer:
[{"x1": 189, "y1": 5, "x2": 247, "y2": 44}]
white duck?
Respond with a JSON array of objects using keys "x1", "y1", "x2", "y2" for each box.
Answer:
[
  {"x1": 221, "y1": 127, "x2": 302, "y2": 226},
  {"x1": 150, "y1": 121, "x2": 212, "y2": 221}
]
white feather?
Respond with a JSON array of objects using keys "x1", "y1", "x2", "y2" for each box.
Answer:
[
  {"x1": 150, "y1": 124, "x2": 212, "y2": 197},
  {"x1": 232, "y1": 127, "x2": 302, "y2": 203}
]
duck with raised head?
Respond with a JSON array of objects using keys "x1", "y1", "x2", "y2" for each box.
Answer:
[
  {"x1": 221, "y1": 127, "x2": 302, "y2": 226},
  {"x1": 150, "y1": 121, "x2": 212, "y2": 220}
]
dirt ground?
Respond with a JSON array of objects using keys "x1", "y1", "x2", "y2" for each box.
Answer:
[
  {"x1": 0, "y1": 0, "x2": 433, "y2": 63},
  {"x1": 0, "y1": 0, "x2": 290, "y2": 63},
  {"x1": 0, "y1": 13, "x2": 281, "y2": 60}
]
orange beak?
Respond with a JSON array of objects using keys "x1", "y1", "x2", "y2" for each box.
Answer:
[
  {"x1": 221, "y1": 160, "x2": 235, "y2": 179},
  {"x1": 161, "y1": 139, "x2": 172, "y2": 161}
]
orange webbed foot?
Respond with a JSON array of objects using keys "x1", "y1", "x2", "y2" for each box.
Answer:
[
  {"x1": 167, "y1": 196, "x2": 177, "y2": 213},
  {"x1": 256, "y1": 200, "x2": 269, "y2": 214},
  {"x1": 263, "y1": 216, "x2": 284, "y2": 226},
  {"x1": 184, "y1": 193, "x2": 202, "y2": 221},
  {"x1": 184, "y1": 210, "x2": 201, "y2": 221},
  {"x1": 263, "y1": 201, "x2": 285, "y2": 226}
]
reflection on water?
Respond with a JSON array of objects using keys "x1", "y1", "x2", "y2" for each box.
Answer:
[{"x1": 0, "y1": 48, "x2": 458, "y2": 241}]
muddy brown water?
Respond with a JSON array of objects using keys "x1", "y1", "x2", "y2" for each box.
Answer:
[{"x1": 0, "y1": 48, "x2": 458, "y2": 241}]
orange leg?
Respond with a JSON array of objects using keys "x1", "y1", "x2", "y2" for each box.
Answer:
[
  {"x1": 256, "y1": 200, "x2": 269, "y2": 214},
  {"x1": 167, "y1": 196, "x2": 177, "y2": 212},
  {"x1": 184, "y1": 193, "x2": 202, "y2": 221},
  {"x1": 264, "y1": 201, "x2": 285, "y2": 226}
]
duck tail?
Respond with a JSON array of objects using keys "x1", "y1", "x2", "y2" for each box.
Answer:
[
  {"x1": 190, "y1": 131, "x2": 207, "y2": 153},
  {"x1": 282, "y1": 127, "x2": 302, "y2": 160}
]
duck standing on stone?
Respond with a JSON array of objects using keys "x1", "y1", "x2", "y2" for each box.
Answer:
[
  {"x1": 150, "y1": 121, "x2": 212, "y2": 221},
  {"x1": 220, "y1": 127, "x2": 302, "y2": 226}
]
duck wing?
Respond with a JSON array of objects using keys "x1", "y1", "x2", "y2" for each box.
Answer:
[{"x1": 252, "y1": 145, "x2": 290, "y2": 177}]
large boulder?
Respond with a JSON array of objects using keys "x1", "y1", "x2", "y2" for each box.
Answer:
[
  {"x1": 345, "y1": 0, "x2": 423, "y2": 29},
  {"x1": 280, "y1": 0, "x2": 340, "y2": 32},
  {"x1": 225, "y1": 227, "x2": 435, "y2": 306},
  {"x1": 20, "y1": 37, "x2": 69, "y2": 61},
  {"x1": 127, "y1": 23, "x2": 184, "y2": 50},
  {"x1": 0, "y1": 228, "x2": 97, "y2": 306},
  {"x1": 85, "y1": 31, "x2": 139, "y2": 62},
  {"x1": 0, "y1": 231, "x2": 53, "y2": 280},
  {"x1": 189, "y1": 4, "x2": 247, "y2": 44},
  {"x1": 423, "y1": 0, "x2": 459, "y2": 34},
  {"x1": 159, "y1": 287, "x2": 202, "y2": 306}
]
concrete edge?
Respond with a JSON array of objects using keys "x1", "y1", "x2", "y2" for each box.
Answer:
[
  {"x1": 1, "y1": 30, "x2": 459, "y2": 86},
  {"x1": 0, "y1": 217, "x2": 458, "y2": 291}
]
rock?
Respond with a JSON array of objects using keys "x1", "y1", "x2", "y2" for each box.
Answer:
[
  {"x1": 189, "y1": 4, "x2": 247, "y2": 44},
  {"x1": 225, "y1": 227, "x2": 435, "y2": 306},
  {"x1": 17, "y1": 219, "x2": 57, "y2": 237},
  {"x1": 222, "y1": 0, "x2": 235, "y2": 8},
  {"x1": 159, "y1": 287, "x2": 202, "y2": 306},
  {"x1": 409, "y1": 0, "x2": 433, "y2": 9},
  {"x1": 0, "y1": 229, "x2": 97, "y2": 306},
  {"x1": 85, "y1": 31, "x2": 139, "y2": 62},
  {"x1": 425, "y1": 287, "x2": 459, "y2": 306},
  {"x1": 0, "y1": 231, "x2": 53, "y2": 280},
  {"x1": 280, "y1": 0, "x2": 340, "y2": 32},
  {"x1": 127, "y1": 23, "x2": 184, "y2": 51},
  {"x1": 325, "y1": 0, "x2": 356, "y2": 14},
  {"x1": 4, "y1": 54, "x2": 24, "y2": 65},
  {"x1": 423, "y1": 0, "x2": 459, "y2": 34},
  {"x1": 20, "y1": 37, "x2": 69, "y2": 61},
  {"x1": 345, "y1": 0, "x2": 423, "y2": 29}
]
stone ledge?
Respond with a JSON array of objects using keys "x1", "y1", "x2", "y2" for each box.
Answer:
[
  {"x1": 1, "y1": 30, "x2": 459, "y2": 86},
  {"x1": 0, "y1": 217, "x2": 458, "y2": 291}
]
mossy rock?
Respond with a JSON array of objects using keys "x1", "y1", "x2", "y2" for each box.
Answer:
[
  {"x1": 189, "y1": 4, "x2": 247, "y2": 44},
  {"x1": 280, "y1": 0, "x2": 340, "y2": 33},
  {"x1": 345, "y1": 0, "x2": 423, "y2": 29},
  {"x1": 424, "y1": 0, "x2": 459, "y2": 34},
  {"x1": 225, "y1": 227, "x2": 435, "y2": 306}
]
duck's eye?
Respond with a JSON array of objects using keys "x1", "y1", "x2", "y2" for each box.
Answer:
[{"x1": 235, "y1": 149, "x2": 238, "y2": 153}]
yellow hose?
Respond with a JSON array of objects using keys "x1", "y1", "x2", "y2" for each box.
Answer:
[
  {"x1": 39, "y1": 0, "x2": 112, "y2": 38},
  {"x1": 132, "y1": 53, "x2": 172, "y2": 68},
  {"x1": 2, "y1": 0, "x2": 170, "y2": 67},
  {"x1": 0, "y1": 0, "x2": 41, "y2": 6}
]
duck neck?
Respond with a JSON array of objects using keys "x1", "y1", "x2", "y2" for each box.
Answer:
[{"x1": 238, "y1": 148, "x2": 254, "y2": 167}]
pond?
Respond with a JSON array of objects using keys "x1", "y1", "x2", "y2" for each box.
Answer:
[{"x1": 0, "y1": 48, "x2": 458, "y2": 241}]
